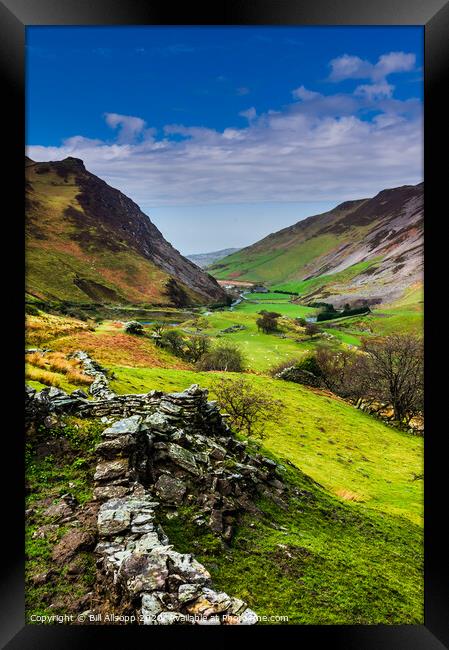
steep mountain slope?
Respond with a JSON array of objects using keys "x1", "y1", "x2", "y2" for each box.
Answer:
[
  {"x1": 186, "y1": 247, "x2": 241, "y2": 268},
  {"x1": 26, "y1": 156, "x2": 226, "y2": 306},
  {"x1": 210, "y1": 183, "x2": 423, "y2": 306}
]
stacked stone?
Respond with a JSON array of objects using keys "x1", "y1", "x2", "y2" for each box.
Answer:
[
  {"x1": 77, "y1": 392, "x2": 161, "y2": 419},
  {"x1": 93, "y1": 415, "x2": 142, "y2": 502},
  {"x1": 275, "y1": 365, "x2": 323, "y2": 387},
  {"x1": 95, "y1": 494, "x2": 257, "y2": 625},
  {"x1": 92, "y1": 406, "x2": 259, "y2": 624},
  {"x1": 72, "y1": 351, "x2": 116, "y2": 400},
  {"x1": 25, "y1": 385, "x2": 89, "y2": 418},
  {"x1": 90, "y1": 387, "x2": 288, "y2": 624}
]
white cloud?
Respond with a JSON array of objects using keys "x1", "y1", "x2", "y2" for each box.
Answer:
[
  {"x1": 354, "y1": 82, "x2": 394, "y2": 99},
  {"x1": 27, "y1": 55, "x2": 422, "y2": 210},
  {"x1": 292, "y1": 85, "x2": 321, "y2": 101},
  {"x1": 328, "y1": 55, "x2": 372, "y2": 82},
  {"x1": 329, "y1": 51, "x2": 416, "y2": 82},
  {"x1": 239, "y1": 107, "x2": 257, "y2": 122},
  {"x1": 375, "y1": 51, "x2": 416, "y2": 79},
  {"x1": 104, "y1": 112, "x2": 146, "y2": 143}
]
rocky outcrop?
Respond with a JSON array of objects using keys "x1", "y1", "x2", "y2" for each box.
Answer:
[{"x1": 91, "y1": 388, "x2": 286, "y2": 530}]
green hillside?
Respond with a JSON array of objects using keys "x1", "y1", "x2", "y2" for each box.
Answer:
[
  {"x1": 26, "y1": 157, "x2": 225, "y2": 306},
  {"x1": 210, "y1": 184, "x2": 423, "y2": 307}
]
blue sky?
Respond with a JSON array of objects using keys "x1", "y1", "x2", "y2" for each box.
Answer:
[{"x1": 26, "y1": 26, "x2": 423, "y2": 254}]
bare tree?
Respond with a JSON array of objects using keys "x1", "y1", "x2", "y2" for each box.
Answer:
[
  {"x1": 212, "y1": 376, "x2": 280, "y2": 438},
  {"x1": 315, "y1": 346, "x2": 357, "y2": 395},
  {"x1": 361, "y1": 334, "x2": 423, "y2": 424}
]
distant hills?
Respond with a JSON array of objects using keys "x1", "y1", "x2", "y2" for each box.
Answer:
[
  {"x1": 210, "y1": 183, "x2": 423, "y2": 307},
  {"x1": 25, "y1": 157, "x2": 226, "y2": 306},
  {"x1": 187, "y1": 248, "x2": 241, "y2": 269}
]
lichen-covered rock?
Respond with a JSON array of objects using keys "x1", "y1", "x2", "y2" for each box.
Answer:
[
  {"x1": 166, "y1": 551, "x2": 211, "y2": 585},
  {"x1": 93, "y1": 485, "x2": 130, "y2": 502},
  {"x1": 97, "y1": 504, "x2": 132, "y2": 537},
  {"x1": 154, "y1": 475, "x2": 186, "y2": 504},
  {"x1": 94, "y1": 459, "x2": 129, "y2": 483},
  {"x1": 167, "y1": 443, "x2": 201, "y2": 476},
  {"x1": 119, "y1": 552, "x2": 169, "y2": 595},
  {"x1": 102, "y1": 415, "x2": 142, "y2": 438},
  {"x1": 141, "y1": 592, "x2": 164, "y2": 624},
  {"x1": 186, "y1": 588, "x2": 232, "y2": 616},
  {"x1": 96, "y1": 435, "x2": 134, "y2": 458}
]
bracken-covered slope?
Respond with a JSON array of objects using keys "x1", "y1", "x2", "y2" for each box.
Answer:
[
  {"x1": 210, "y1": 183, "x2": 423, "y2": 306},
  {"x1": 26, "y1": 156, "x2": 226, "y2": 306}
]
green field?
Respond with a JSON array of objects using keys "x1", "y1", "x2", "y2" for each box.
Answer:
[
  {"x1": 182, "y1": 310, "x2": 321, "y2": 371},
  {"x1": 243, "y1": 292, "x2": 294, "y2": 301},
  {"x1": 234, "y1": 300, "x2": 317, "y2": 318},
  {"x1": 163, "y1": 462, "x2": 422, "y2": 624}
]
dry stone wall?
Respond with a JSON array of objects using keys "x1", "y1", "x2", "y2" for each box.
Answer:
[{"x1": 26, "y1": 351, "x2": 288, "y2": 625}]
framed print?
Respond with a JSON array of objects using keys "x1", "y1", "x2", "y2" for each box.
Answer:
[{"x1": 1, "y1": 0, "x2": 448, "y2": 647}]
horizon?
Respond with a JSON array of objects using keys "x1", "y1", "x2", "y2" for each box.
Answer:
[{"x1": 26, "y1": 25, "x2": 423, "y2": 254}]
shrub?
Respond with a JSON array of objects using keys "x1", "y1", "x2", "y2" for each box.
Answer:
[
  {"x1": 184, "y1": 334, "x2": 211, "y2": 363},
  {"x1": 124, "y1": 321, "x2": 144, "y2": 336},
  {"x1": 271, "y1": 355, "x2": 323, "y2": 387},
  {"x1": 197, "y1": 343, "x2": 245, "y2": 372},
  {"x1": 212, "y1": 376, "x2": 280, "y2": 438},
  {"x1": 256, "y1": 311, "x2": 281, "y2": 333},
  {"x1": 159, "y1": 329, "x2": 185, "y2": 356},
  {"x1": 304, "y1": 322, "x2": 320, "y2": 337}
]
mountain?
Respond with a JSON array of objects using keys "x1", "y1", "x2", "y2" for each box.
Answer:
[
  {"x1": 210, "y1": 183, "x2": 423, "y2": 307},
  {"x1": 25, "y1": 157, "x2": 226, "y2": 306},
  {"x1": 186, "y1": 248, "x2": 241, "y2": 268}
]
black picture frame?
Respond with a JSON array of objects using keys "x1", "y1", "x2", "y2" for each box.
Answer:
[{"x1": 2, "y1": 0, "x2": 447, "y2": 647}]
